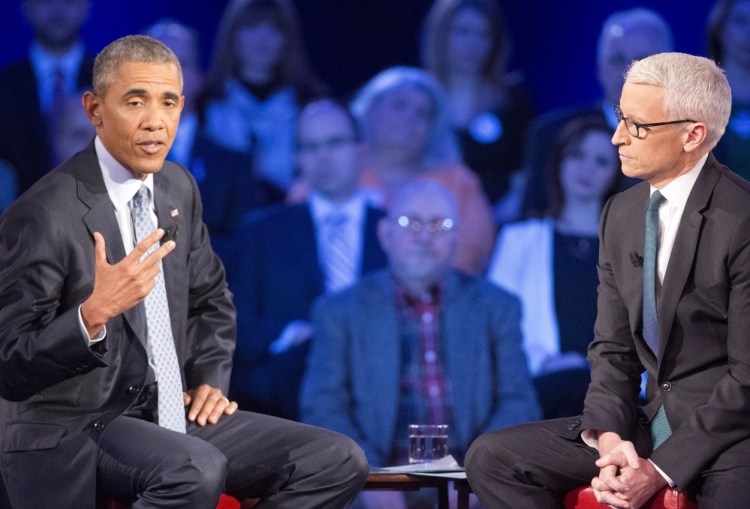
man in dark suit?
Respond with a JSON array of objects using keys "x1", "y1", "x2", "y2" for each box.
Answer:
[
  {"x1": 0, "y1": 0, "x2": 94, "y2": 193},
  {"x1": 228, "y1": 99, "x2": 388, "y2": 420},
  {"x1": 519, "y1": 8, "x2": 672, "y2": 219},
  {"x1": 0, "y1": 35, "x2": 367, "y2": 508},
  {"x1": 466, "y1": 53, "x2": 750, "y2": 508}
]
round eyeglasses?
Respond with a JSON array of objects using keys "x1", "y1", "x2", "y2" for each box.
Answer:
[
  {"x1": 395, "y1": 215, "x2": 455, "y2": 233},
  {"x1": 614, "y1": 104, "x2": 696, "y2": 138}
]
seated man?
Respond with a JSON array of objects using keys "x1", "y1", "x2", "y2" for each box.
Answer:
[
  {"x1": 0, "y1": 35, "x2": 367, "y2": 508},
  {"x1": 301, "y1": 180, "x2": 541, "y2": 508},
  {"x1": 228, "y1": 98, "x2": 387, "y2": 419},
  {"x1": 466, "y1": 53, "x2": 750, "y2": 509}
]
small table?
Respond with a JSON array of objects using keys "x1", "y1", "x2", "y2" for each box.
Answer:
[{"x1": 364, "y1": 472, "x2": 450, "y2": 509}]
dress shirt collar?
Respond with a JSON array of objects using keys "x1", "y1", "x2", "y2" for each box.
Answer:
[
  {"x1": 308, "y1": 190, "x2": 366, "y2": 227},
  {"x1": 649, "y1": 152, "x2": 708, "y2": 208},
  {"x1": 95, "y1": 136, "x2": 154, "y2": 211}
]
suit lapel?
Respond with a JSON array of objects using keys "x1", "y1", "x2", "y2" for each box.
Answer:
[
  {"x1": 361, "y1": 274, "x2": 401, "y2": 446},
  {"x1": 76, "y1": 143, "x2": 147, "y2": 348},
  {"x1": 657, "y1": 156, "x2": 722, "y2": 360},
  {"x1": 297, "y1": 205, "x2": 325, "y2": 295},
  {"x1": 361, "y1": 207, "x2": 387, "y2": 273}
]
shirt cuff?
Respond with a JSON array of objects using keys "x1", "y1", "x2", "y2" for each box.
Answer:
[
  {"x1": 78, "y1": 305, "x2": 106, "y2": 345},
  {"x1": 581, "y1": 429, "x2": 599, "y2": 450},
  {"x1": 648, "y1": 459, "x2": 675, "y2": 487}
]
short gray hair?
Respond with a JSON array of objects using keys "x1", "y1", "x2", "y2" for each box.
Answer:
[
  {"x1": 625, "y1": 52, "x2": 731, "y2": 150},
  {"x1": 93, "y1": 35, "x2": 183, "y2": 96},
  {"x1": 350, "y1": 66, "x2": 461, "y2": 170}
]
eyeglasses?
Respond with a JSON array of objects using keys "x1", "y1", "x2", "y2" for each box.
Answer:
[
  {"x1": 394, "y1": 215, "x2": 455, "y2": 233},
  {"x1": 297, "y1": 135, "x2": 355, "y2": 153},
  {"x1": 614, "y1": 104, "x2": 696, "y2": 138}
]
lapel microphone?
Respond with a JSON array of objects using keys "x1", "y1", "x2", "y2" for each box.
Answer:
[{"x1": 630, "y1": 251, "x2": 643, "y2": 268}]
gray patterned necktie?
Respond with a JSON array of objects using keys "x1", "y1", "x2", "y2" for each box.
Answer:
[{"x1": 131, "y1": 185, "x2": 186, "y2": 433}]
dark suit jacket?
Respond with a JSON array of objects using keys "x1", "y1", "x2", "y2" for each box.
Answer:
[
  {"x1": 227, "y1": 202, "x2": 387, "y2": 420},
  {"x1": 581, "y1": 154, "x2": 750, "y2": 489},
  {"x1": 300, "y1": 269, "x2": 542, "y2": 466},
  {"x1": 0, "y1": 57, "x2": 94, "y2": 193},
  {"x1": 0, "y1": 143, "x2": 235, "y2": 508}
]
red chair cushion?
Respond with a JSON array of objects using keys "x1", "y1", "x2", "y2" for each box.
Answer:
[
  {"x1": 98, "y1": 494, "x2": 241, "y2": 509},
  {"x1": 563, "y1": 485, "x2": 697, "y2": 509}
]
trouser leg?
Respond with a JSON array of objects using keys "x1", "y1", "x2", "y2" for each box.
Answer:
[
  {"x1": 192, "y1": 410, "x2": 368, "y2": 509},
  {"x1": 465, "y1": 418, "x2": 599, "y2": 509},
  {"x1": 97, "y1": 416, "x2": 227, "y2": 509}
]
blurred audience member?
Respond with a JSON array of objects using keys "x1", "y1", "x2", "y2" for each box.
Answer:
[
  {"x1": 707, "y1": 0, "x2": 750, "y2": 178},
  {"x1": 144, "y1": 19, "x2": 205, "y2": 169},
  {"x1": 201, "y1": 0, "x2": 325, "y2": 197},
  {"x1": 301, "y1": 180, "x2": 540, "y2": 508},
  {"x1": 520, "y1": 8, "x2": 672, "y2": 218},
  {"x1": 145, "y1": 18, "x2": 279, "y2": 258},
  {"x1": 228, "y1": 99, "x2": 387, "y2": 420},
  {"x1": 488, "y1": 117, "x2": 621, "y2": 419},
  {"x1": 0, "y1": 161, "x2": 19, "y2": 214},
  {"x1": 290, "y1": 67, "x2": 496, "y2": 274},
  {"x1": 0, "y1": 0, "x2": 93, "y2": 193},
  {"x1": 422, "y1": 0, "x2": 534, "y2": 222},
  {"x1": 50, "y1": 92, "x2": 95, "y2": 164}
]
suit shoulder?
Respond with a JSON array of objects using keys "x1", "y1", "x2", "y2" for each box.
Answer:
[
  {"x1": 453, "y1": 271, "x2": 520, "y2": 307},
  {"x1": 240, "y1": 203, "x2": 308, "y2": 232}
]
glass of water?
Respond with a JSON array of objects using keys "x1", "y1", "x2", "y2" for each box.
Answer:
[{"x1": 408, "y1": 424, "x2": 449, "y2": 464}]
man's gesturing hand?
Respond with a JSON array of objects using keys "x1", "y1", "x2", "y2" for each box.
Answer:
[{"x1": 81, "y1": 230, "x2": 175, "y2": 337}]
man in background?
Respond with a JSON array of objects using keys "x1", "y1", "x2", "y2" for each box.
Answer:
[
  {"x1": 229, "y1": 98, "x2": 387, "y2": 420},
  {"x1": 302, "y1": 180, "x2": 540, "y2": 508},
  {"x1": 0, "y1": 0, "x2": 93, "y2": 192}
]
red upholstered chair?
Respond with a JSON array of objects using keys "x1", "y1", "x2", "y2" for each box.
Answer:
[{"x1": 563, "y1": 485, "x2": 696, "y2": 509}]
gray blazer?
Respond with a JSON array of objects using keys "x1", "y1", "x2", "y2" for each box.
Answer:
[
  {"x1": 300, "y1": 269, "x2": 541, "y2": 466},
  {"x1": 0, "y1": 142, "x2": 235, "y2": 508}
]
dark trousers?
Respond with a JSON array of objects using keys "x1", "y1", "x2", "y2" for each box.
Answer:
[
  {"x1": 96, "y1": 409, "x2": 368, "y2": 508},
  {"x1": 465, "y1": 417, "x2": 750, "y2": 509}
]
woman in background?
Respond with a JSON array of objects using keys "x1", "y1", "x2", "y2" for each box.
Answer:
[
  {"x1": 707, "y1": 0, "x2": 750, "y2": 178},
  {"x1": 289, "y1": 66, "x2": 496, "y2": 274},
  {"x1": 488, "y1": 116, "x2": 622, "y2": 419},
  {"x1": 201, "y1": 0, "x2": 324, "y2": 196},
  {"x1": 421, "y1": 0, "x2": 534, "y2": 222}
]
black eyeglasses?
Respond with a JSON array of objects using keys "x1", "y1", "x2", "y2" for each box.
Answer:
[
  {"x1": 395, "y1": 215, "x2": 455, "y2": 233},
  {"x1": 614, "y1": 104, "x2": 696, "y2": 138}
]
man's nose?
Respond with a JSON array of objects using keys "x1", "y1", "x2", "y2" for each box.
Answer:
[{"x1": 611, "y1": 121, "x2": 628, "y2": 145}]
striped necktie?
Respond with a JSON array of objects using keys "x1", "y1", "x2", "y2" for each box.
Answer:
[{"x1": 323, "y1": 211, "x2": 356, "y2": 293}]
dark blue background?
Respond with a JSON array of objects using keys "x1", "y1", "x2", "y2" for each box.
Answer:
[{"x1": 0, "y1": 1, "x2": 712, "y2": 114}]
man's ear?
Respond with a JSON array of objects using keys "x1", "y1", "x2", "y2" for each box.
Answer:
[
  {"x1": 683, "y1": 122, "x2": 707, "y2": 153},
  {"x1": 82, "y1": 91, "x2": 102, "y2": 127}
]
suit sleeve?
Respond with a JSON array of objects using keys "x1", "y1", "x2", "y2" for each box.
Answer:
[
  {"x1": 181, "y1": 172, "x2": 237, "y2": 394},
  {"x1": 0, "y1": 201, "x2": 106, "y2": 401},
  {"x1": 582, "y1": 196, "x2": 645, "y2": 439}
]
